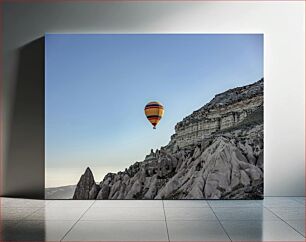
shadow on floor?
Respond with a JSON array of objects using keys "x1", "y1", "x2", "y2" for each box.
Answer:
[
  {"x1": 1, "y1": 220, "x2": 46, "y2": 241},
  {"x1": 4, "y1": 37, "x2": 45, "y2": 199}
]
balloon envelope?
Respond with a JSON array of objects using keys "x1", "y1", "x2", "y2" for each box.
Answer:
[{"x1": 144, "y1": 101, "x2": 164, "y2": 129}]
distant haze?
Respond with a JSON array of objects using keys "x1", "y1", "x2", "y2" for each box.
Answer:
[
  {"x1": 45, "y1": 34, "x2": 263, "y2": 188},
  {"x1": 45, "y1": 185, "x2": 76, "y2": 199}
]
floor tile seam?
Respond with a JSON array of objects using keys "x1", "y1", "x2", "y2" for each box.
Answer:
[
  {"x1": 263, "y1": 206, "x2": 305, "y2": 209},
  {"x1": 217, "y1": 218, "x2": 285, "y2": 221},
  {"x1": 60, "y1": 200, "x2": 96, "y2": 242},
  {"x1": 46, "y1": 218, "x2": 303, "y2": 222},
  {"x1": 285, "y1": 219, "x2": 306, "y2": 222},
  {"x1": 165, "y1": 219, "x2": 221, "y2": 221},
  {"x1": 79, "y1": 219, "x2": 168, "y2": 221},
  {"x1": 210, "y1": 206, "x2": 278, "y2": 214},
  {"x1": 45, "y1": 201, "x2": 96, "y2": 210},
  {"x1": 72, "y1": 219, "x2": 226, "y2": 221},
  {"x1": 263, "y1": 206, "x2": 305, "y2": 218},
  {"x1": 45, "y1": 202, "x2": 94, "y2": 206},
  {"x1": 165, "y1": 208, "x2": 214, "y2": 210},
  {"x1": 90, "y1": 207, "x2": 164, "y2": 208},
  {"x1": 162, "y1": 200, "x2": 170, "y2": 242},
  {"x1": 2, "y1": 207, "x2": 44, "y2": 229},
  {"x1": 264, "y1": 206, "x2": 305, "y2": 238},
  {"x1": 163, "y1": 207, "x2": 210, "y2": 208},
  {"x1": 207, "y1": 201, "x2": 232, "y2": 242},
  {"x1": 291, "y1": 197, "x2": 306, "y2": 205},
  {"x1": 46, "y1": 205, "x2": 96, "y2": 208},
  {"x1": 208, "y1": 206, "x2": 263, "y2": 208}
]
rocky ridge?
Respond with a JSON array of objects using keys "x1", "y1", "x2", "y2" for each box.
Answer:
[{"x1": 74, "y1": 78, "x2": 264, "y2": 199}]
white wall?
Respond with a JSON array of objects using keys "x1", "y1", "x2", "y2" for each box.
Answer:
[{"x1": 2, "y1": 1, "x2": 305, "y2": 197}]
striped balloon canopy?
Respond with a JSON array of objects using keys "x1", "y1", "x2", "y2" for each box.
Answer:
[{"x1": 144, "y1": 101, "x2": 164, "y2": 129}]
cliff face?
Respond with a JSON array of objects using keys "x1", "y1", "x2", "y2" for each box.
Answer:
[
  {"x1": 73, "y1": 78, "x2": 264, "y2": 199},
  {"x1": 172, "y1": 78, "x2": 263, "y2": 148}
]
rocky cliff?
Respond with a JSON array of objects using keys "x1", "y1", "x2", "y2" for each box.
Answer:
[{"x1": 73, "y1": 78, "x2": 264, "y2": 199}]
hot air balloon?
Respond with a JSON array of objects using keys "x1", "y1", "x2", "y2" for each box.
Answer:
[{"x1": 144, "y1": 101, "x2": 164, "y2": 129}]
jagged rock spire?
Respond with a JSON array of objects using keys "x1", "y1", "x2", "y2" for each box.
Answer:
[{"x1": 73, "y1": 167, "x2": 100, "y2": 199}]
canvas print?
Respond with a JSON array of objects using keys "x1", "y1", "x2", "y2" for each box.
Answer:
[{"x1": 45, "y1": 34, "x2": 263, "y2": 199}]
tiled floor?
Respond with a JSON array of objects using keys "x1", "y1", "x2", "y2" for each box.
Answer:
[{"x1": 0, "y1": 197, "x2": 304, "y2": 241}]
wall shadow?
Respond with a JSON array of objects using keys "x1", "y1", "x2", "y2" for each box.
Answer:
[
  {"x1": 1, "y1": 219, "x2": 46, "y2": 241},
  {"x1": 4, "y1": 37, "x2": 45, "y2": 199}
]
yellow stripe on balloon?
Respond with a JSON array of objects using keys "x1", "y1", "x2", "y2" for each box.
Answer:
[{"x1": 144, "y1": 101, "x2": 164, "y2": 128}]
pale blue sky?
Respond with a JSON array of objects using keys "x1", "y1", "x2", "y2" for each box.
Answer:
[{"x1": 45, "y1": 34, "x2": 263, "y2": 187}]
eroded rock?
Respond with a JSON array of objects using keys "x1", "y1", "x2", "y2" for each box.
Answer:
[{"x1": 73, "y1": 78, "x2": 264, "y2": 200}]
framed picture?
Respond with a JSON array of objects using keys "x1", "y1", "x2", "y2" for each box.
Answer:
[{"x1": 45, "y1": 34, "x2": 263, "y2": 200}]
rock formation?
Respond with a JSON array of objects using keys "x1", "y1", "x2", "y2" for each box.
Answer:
[
  {"x1": 73, "y1": 167, "x2": 100, "y2": 199},
  {"x1": 73, "y1": 78, "x2": 264, "y2": 199}
]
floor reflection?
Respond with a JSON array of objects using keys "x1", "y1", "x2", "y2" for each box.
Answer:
[{"x1": 0, "y1": 197, "x2": 304, "y2": 241}]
